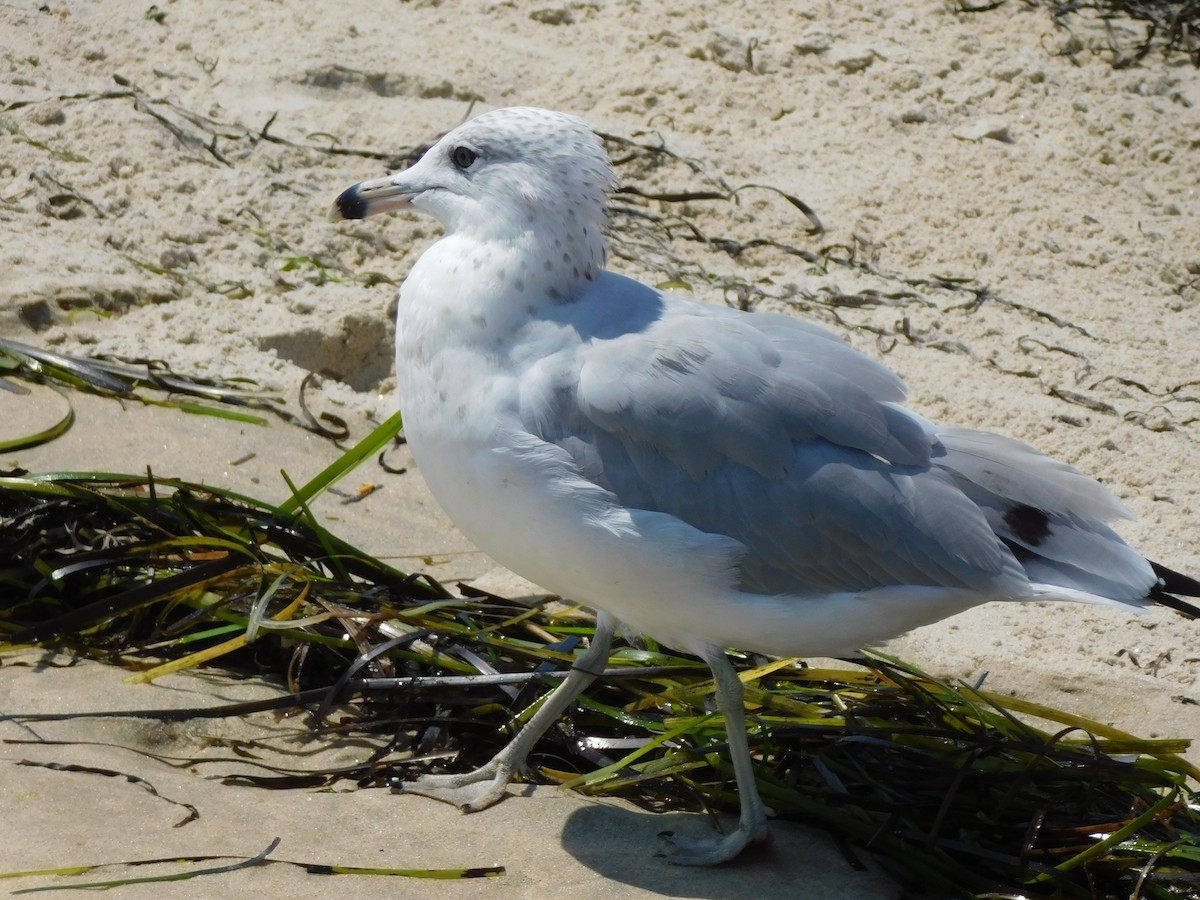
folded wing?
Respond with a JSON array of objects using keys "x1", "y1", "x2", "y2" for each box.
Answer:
[{"x1": 518, "y1": 275, "x2": 1156, "y2": 606}]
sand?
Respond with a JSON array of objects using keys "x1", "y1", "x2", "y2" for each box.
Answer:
[{"x1": 2, "y1": 0, "x2": 1198, "y2": 896}]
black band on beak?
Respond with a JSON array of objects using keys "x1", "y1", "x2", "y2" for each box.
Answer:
[{"x1": 334, "y1": 184, "x2": 370, "y2": 220}]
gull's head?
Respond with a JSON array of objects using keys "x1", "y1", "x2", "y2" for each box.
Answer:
[{"x1": 332, "y1": 107, "x2": 615, "y2": 247}]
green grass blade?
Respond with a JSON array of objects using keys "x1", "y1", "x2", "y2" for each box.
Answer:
[
  {"x1": 0, "y1": 392, "x2": 75, "y2": 451},
  {"x1": 278, "y1": 411, "x2": 403, "y2": 515}
]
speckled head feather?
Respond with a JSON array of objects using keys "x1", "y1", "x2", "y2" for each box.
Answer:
[
  {"x1": 392, "y1": 108, "x2": 615, "y2": 275},
  {"x1": 332, "y1": 107, "x2": 620, "y2": 309},
  {"x1": 445, "y1": 107, "x2": 616, "y2": 212}
]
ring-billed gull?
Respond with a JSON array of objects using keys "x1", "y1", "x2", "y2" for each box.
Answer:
[{"x1": 332, "y1": 106, "x2": 1199, "y2": 866}]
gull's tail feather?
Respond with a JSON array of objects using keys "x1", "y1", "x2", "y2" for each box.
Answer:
[
  {"x1": 1149, "y1": 560, "x2": 1200, "y2": 618},
  {"x1": 930, "y1": 428, "x2": 1200, "y2": 618}
]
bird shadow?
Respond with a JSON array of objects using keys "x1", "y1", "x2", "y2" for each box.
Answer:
[{"x1": 559, "y1": 801, "x2": 917, "y2": 899}]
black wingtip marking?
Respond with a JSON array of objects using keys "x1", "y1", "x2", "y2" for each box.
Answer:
[
  {"x1": 1003, "y1": 504, "x2": 1051, "y2": 546},
  {"x1": 1150, "y1": 560, "x2": 1200, "y2": 597},
  {"x1": 1152, "y1": 592, "x2": 1200, "y2": 619},
  {"x1": 1148, "y1": 560, "x2": 1200, "y2": 618}
]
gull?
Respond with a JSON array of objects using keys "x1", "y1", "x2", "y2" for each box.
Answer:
[{"x1": 332, "y1": 106, "x2": 1199, "y2": 866}]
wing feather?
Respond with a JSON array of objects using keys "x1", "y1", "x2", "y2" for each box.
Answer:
[{"x1": 517, "y1": 275, "x2": 1149, "y2": 604}]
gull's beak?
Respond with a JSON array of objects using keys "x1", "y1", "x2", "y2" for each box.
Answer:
[{"x1": 329, "y1": 174, "x2": 416, "y2": 222}]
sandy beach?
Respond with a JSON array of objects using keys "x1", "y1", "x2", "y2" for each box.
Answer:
[{"x1": 3, "y1": 1, "x2": 1199, "y2": 896}]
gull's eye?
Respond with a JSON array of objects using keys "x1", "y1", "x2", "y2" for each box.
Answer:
[{"x1": 450, "y1": 146, "x2": 478, "y2": 169}]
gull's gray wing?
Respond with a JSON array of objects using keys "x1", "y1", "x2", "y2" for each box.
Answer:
[{"x1": 518, "y1": 273, "x2": 1153, "y2": 603}]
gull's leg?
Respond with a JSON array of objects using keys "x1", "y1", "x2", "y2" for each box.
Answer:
[
  {"x1": 397, "y1": 612, "x2": 617, "y2": 811},
  {"x1": 659, "y1": 647, "x2": 773, "y2": 866}
]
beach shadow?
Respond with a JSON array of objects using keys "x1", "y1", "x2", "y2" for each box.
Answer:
[{"x1": 560, "y1": 802, "x2": 914, "y2": 899}]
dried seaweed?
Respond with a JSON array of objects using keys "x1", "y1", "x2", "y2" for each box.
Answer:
[
  {"x1": 1037, "y1": 0, "x2": 1200, "y2": 67},
  {"x1": 0, "y1": 837, "x2": 503, "y2": 890},
  {"x1": 957, "y1": 1, "x2": 1200, "y2": 66},
  {"x1": 2, "y1": 471, "x2": 1199, "y2": 898},
  {"x1": 0, "y1": 337, "x2": 359, "y2": 444}
]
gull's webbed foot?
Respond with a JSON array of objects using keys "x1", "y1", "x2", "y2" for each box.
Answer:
[
  {"x1": 657, "y1": 816, "x2": 773, "y2": 867},
  {"x1": 394, "y1": 758, "x2": 514, "y2": 812},
  {"x1": 394, "y1": 617, "x2": 618, "y2": 814}
]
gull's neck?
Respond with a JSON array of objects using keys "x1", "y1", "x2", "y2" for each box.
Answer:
[
  {"x1": 392, "y1": 221, "x2": 605, "y2": 445},
  {"x1": 398, "y1": 222, "x2": 606, "y2": 353}
]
